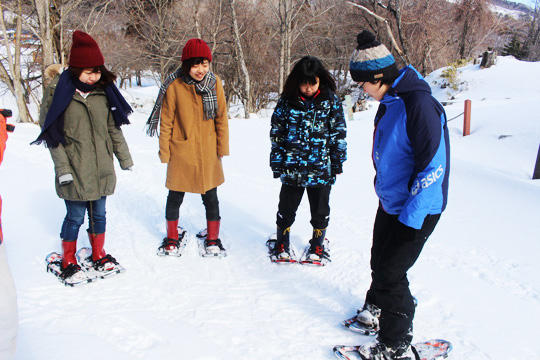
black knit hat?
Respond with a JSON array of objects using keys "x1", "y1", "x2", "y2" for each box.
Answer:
[{"x1": 349, "y1": 30, "x2": 399, "y2": 82}]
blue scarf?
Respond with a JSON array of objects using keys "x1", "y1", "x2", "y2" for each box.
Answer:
[{"x1": 32, "y1": 70, "x2": 132, "y2": 148}]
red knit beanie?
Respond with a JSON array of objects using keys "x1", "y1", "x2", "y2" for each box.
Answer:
[
  {"x1": 181, "y1": 38, "x2": 212, "y2": 62},
  {"x1": 68, "y1": 30, "x2": 104, "y2": 68}
]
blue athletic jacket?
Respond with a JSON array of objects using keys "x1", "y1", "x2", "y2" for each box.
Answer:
[
  {"x1": 373, "y1": 66, "x2": 450, "y2": 229},
  {"x1": 270, "y1": 89, "x2": 347, "y2": 187}
]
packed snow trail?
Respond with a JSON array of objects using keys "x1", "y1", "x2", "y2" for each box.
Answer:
[{"x1": 0, "y1": 56, "x2": 539, "y2": 359}]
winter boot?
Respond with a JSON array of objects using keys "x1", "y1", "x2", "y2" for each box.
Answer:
[
  {"x1": 275, "y1": 226, "x2": 291, "y2": 260},
  {"x1": 88, "y1": 232, "x2": 120, "y2": 273},
  {"x1": 307, "y1": 228, "x2": 327, "y2": 261},
  {"x1": 61, "y1": 240, "x2": 86, "y2": 283},
  {"x1": 204, "y1": 220, "x2": 224, "y2": 254},
  {"x1": 357, "y1": 338, "x2": 414, "y2": 360},
  {"x1": 356, "y1": 302, "x2": 381, "y2": 333}
]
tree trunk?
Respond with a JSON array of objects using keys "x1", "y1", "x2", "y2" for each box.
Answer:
[
  {"x1": 278, "y1": 25, "x2": 285, "y2": 93},
  {"x1": 229, "y1": 0, "x2": 252, "y2": 118},
  {"x1": 459, "y1": 14, "x2": 470, "y2": 59},
  {"x1": 33, "y1": 0, "x2": 57, "y2": 88},
  {"x1": 136, "y1": 71, "x2": 142, "y2": 86}
]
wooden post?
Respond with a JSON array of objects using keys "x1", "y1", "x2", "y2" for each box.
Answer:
[
  {"x1": 533, "y1": 144, "x2": 540, "y2": 180},
  {"x1": 463, "y1": 99, "x2": 471, "y2": 136}
]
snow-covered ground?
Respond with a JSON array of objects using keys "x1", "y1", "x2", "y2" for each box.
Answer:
[{"x1": 1, "y1": 56, "x2": 539, "y2": 359}]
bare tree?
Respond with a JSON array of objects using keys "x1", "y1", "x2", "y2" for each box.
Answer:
[
  {"x1": 29, "y1": 0, "x2": 86, "y2": 87},
  {"x1": 121, "y1": 0, "x2": 189, "y2": 82},
  {"x1": 454, "y1": 0, "x2": 491, "y2": 59},
  {"x1": 269, "y1": 0, "x2": 307, "y2": 93},
  {"x1": 0, "y1": 0, "x2": 33, "y2": 122},
  {"x1": 525, "y1": 0, "x2": 540, "y2": 60}
]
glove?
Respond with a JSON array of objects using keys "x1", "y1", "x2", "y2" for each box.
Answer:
[
  {"x1": 331, "y1": 166, "x2": 343, "y2": 177},
  {"x1": 59, "y1": 173, "x2": 73, "y2": 185}
]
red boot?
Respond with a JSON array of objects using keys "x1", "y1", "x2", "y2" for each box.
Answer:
[
  {"x1": 204, "y1": 220, "x2": 224, "y2": 255},
  {"x1": 60, "y1": 240, "x2": 87, "y2": 284},
  {"x1": 166, "y1": 220, "x2": 179, "y2": 250},
  {"x1": 88, "y1": 232, "x2": 121, "y2": 273},
  {"x1": 61, "y1": 240, "x2": 78, "y2": 269},
  {"x1": 206, "y1": 220, "x2": 220, "y2": 241},
  {"x1": 88, "y1": 232, "x2": 106, "y2": 261}
]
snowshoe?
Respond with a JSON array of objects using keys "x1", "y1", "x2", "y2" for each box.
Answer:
[
  {"x1": 343, "y1": 303, "x2": 381, "y2": 335},
  {"x1": 157, "y1": 228, "x2": 188, "y2": 256},
  {"x1": 342, "y1": 316, "x2": 378, "y2": 336},
  {"x1": 343, "y1": 298, "x2": 417, "y2": 335},
  {"x1": 77, "y1": 247, "x2": 125, "y2": 279},
  {"x1": 300, "y1": 238, "x2": 330, "y2": 266},
  {"x1": 266, "y1": 235, "x2": 298, "y2": 264},
  {"x1": 333, "y1": 339, "x2": 452, "y2": 360},
  {"x1": 196, "y1": 230, "x2": 227, "y2": 257},
  {"x1": 45, "y1": 252, "x2": 93, "y2": 287}
]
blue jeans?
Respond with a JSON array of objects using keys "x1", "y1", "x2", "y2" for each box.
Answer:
[{"x1": 60, "y1": 196, "x2": 107, "y2": 241}]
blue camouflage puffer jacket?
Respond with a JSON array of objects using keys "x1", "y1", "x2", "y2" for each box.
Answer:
[{"x1": 270, "y1": 89, "x2": 347, "y2": 187}]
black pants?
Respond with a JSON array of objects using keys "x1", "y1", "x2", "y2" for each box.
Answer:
[
  {"x1": 366, "y1": 206, "x2": 440, "y2": 346},
  {"x1": 276, "y1": 184, "x2": 331, "y2": 229},
  {"x1": 165, "y1": 188, "x2": 220, "y2": 221}
]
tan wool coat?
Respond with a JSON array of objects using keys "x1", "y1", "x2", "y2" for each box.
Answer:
[{"x1": 159, "y1": 75, "x2": 229, "y2": 194}]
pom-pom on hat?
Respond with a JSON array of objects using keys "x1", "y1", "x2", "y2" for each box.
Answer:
[
  {"x1": 68, "y1": 30, "x2": 104, "y2": 68},
  {"x1": 349, "y1": 30, "x2": 398, "y2": 83},
  {"x1": 181, "y1": 38, "x2": 212, "y2": 62}
]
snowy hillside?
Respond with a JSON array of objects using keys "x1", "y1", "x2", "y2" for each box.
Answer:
[{"x1": 0, "y1": 56, "x2": 539, "y2": 359}]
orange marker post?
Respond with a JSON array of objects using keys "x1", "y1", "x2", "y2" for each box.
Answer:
[{"x1": 463, "y1": 99, "x2": 471, "y2": 136}]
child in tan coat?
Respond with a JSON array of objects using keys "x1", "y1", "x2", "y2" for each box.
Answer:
[{"x1": 148, "y1": 38, "x2": 229, "y2": 256}]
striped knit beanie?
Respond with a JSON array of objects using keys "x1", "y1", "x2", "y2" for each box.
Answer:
[{"x1": 349, "y1": 30, "x2": 398, "y2": 83}]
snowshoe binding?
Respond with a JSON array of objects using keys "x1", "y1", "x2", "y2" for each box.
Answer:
[
  {"x1": 343, "y1": 298, "x2": 417, "y2": 335},
  {"x1": 342, "y1": 302, "x2": 381, "y2": 335},
  {"x1": 196, "y1": 229, "x2": 227, "y2": 257},
  {"x1": 157, "y1": 228, "x2": 188, "y2": 256},
  {"x1": 266, "y1": 235, "x2": 297, "y2": 264},
  {"x1": 300, "y1": 238, "x2": 330, "y2": 266},
  {"x1": 45, "y1": 252, "x2": 93, "y2": 287},
  {"x1": 77, "y1": 247, "x2": 125, "y2": 279}
]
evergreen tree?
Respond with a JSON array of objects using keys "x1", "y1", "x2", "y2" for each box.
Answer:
[{"x1": 503, "y1": 35, "x2": 528, "y2": 59}]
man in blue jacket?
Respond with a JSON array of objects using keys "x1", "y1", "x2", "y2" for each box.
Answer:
[{"x1": 347, "y1": 31, "x2": 450, "y2": 360}]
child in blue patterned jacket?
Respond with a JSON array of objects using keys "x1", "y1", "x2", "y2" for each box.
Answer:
[{"x1": 269, "y1": 56, "x2": 347, "y2": 263}]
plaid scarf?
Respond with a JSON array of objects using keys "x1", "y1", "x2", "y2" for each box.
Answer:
[
  {"x1": 182, "y1": 72, "x2": 217, "y2": 121},
  {"x1": 146, "y1": 70, "x2": 218, "y2": 137},
  {"x1": 146, "y1": 68, "x2": 181, "y2": 136}
]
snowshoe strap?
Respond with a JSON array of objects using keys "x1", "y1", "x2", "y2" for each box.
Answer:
[
  {"x1": 205, "y1": 239, "x2": 224, "y2": 250},
  {"x1": 160, "y1": 237, "x2": 180, "y2": 249},
  {"x1": 93, "y1": 254, "x2": 118, "y2": 268},
  {"x1": 60, "y1": 263, "x2": 82, "y2": 280}
]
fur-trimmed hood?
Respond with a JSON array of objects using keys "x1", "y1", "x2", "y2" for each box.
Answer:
[{"x1": 44, "y1": 64, "x2": 63, "y2": 81}]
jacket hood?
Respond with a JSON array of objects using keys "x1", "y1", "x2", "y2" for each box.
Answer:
[
  {"x1": 391, "y1": 65, "x2": 432, "y2": 97},
  {"x1": 44, "y1": 64, "x2": 63, "y2": 81}
]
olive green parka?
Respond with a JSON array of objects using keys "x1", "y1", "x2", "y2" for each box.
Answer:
[{"x1": 39, "y1": 68, "x2": 133, "y2": 201}]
